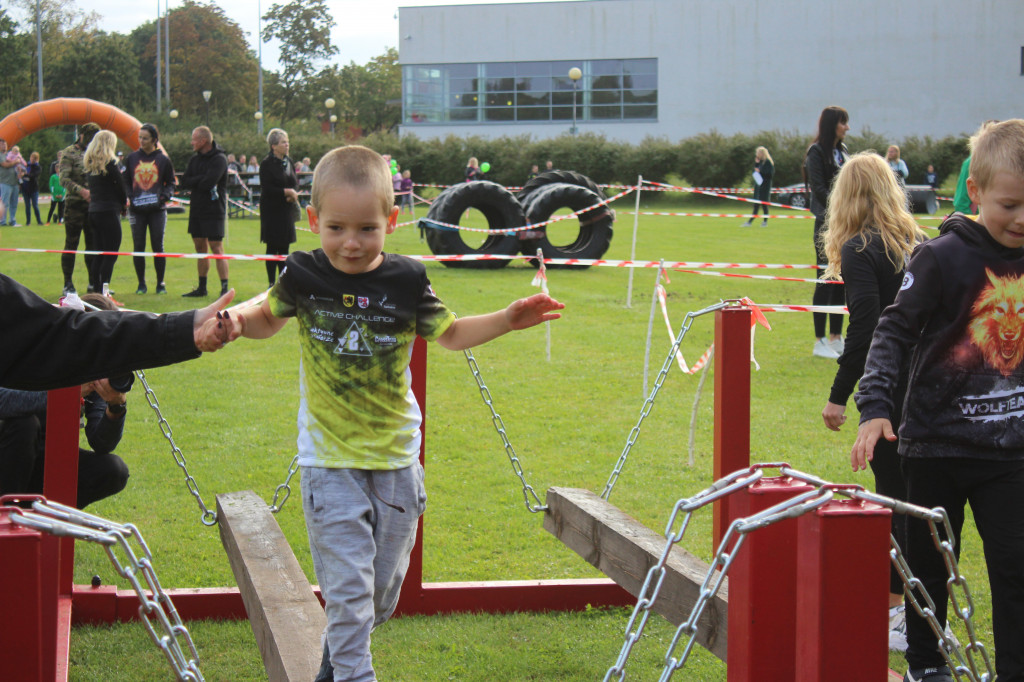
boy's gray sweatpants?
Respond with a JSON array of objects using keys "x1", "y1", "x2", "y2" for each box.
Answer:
[{"x1": 302, "y1": 463, "x2": 426, "y2": 682}]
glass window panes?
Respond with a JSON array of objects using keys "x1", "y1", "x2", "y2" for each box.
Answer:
[{"x1": 402, "y1": 58, "x2": 657, "y2": 124}]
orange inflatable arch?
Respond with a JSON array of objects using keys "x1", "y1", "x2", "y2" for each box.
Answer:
[{"x1": 0, "y1": 98, "x2": 142, "y2": 151}]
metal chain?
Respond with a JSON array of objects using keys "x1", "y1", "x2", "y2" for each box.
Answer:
[
  {"x1": 601, "y1": 300, "x2": 730, "y2": 501},
  {"x1": 463, "y1": 348, "x2": 547, "y2": 513},
  {"x1": 136, "y1": 370, "x2": 218, "y2": 526},
  {"x1": 11, "y1": 500, "x2": 204, "y2": 681},
  {"x1": 269, "y1": 454, "x2": 301, "y2": 513}
]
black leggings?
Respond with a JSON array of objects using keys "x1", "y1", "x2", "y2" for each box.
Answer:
[
  {"x1": 812, "y1": 214, "x2": 845, "y2": 337},
  {"x1": 751, "y1": 185, "x2": 771, "y2": 216},
  {"x1": 130, "y1": 210, "x2": 167, "y2": 285},
  {"x1": 88, "y1": 210, "x2": 122, "y2": 292},
  {"x1": 46, "y1": 198, "x2": 64, "y2": 223},
  {"x1": 265, "y1": 242, "x2": 290, "y2": 286}
]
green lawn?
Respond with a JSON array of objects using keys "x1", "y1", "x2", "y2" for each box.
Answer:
[{"x1": 0, "y1": 193, "x2": 984, "y2": 681}]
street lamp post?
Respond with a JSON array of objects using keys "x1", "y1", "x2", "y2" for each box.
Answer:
[
  {"x1": 568, "y1": 67, "x2": 582, "y2": 136},
  {"x1": 202, "y1": 90, "x2": 212, "y2": 127},
  {"x1": 325, "y1": 97, "x2": 336, "y2": 135}
]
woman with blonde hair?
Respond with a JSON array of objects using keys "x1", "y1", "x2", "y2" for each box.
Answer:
[
  {"x1": 819, "y1": 151, "x2": 926, "y2": 652},
  {"x1": 743, "y1": 146, "x2": 774, "y2": 227},
  {"x1": 84, "y1": 130, "x2": 128, "y2": 297}
]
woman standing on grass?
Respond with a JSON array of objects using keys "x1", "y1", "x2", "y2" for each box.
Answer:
[
  {"x1": 124, "y1": 123, "x2": 176, "y2": 295},
  {"x1": 258, "y1": 128, "x2": 299, "y2": 288},
  {"x1": 819, "y1": 152, "x2": 926, "y2": 653},
  {"x1": 742, "y1": 146, "x2": 774, "y2": 227},
  {"x1": 20, "y1": 151, "x2": 43, "y2": 225},
  {"x1": 805, "y1": 105, "x2": 850, "y2": 359},
  {"x1": 84, "y1": 131, "x2": 128, "y2": 297}
]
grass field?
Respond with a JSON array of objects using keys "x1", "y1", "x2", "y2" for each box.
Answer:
[{"x1": 0, "y1": 189, "x2": 991, "y2": 681}]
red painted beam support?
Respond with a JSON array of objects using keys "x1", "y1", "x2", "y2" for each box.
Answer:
[
  {"x1": 713, "y1": 307, "x2": 752, "y2": 549},
  {"x1": 727, "y1": 475, "x2": 816, "y2": 682},
  {"x1": 795, "y1": 497, "x2": 892, "y2": 681}
]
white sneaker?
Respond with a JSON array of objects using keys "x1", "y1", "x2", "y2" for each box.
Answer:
[
  {"x1": 889, "y1": 605, "x2": 908, "y2": 652},
  {"x1": 829, "y1": 337, "x2": 845, "y2": 355},
  {"x1": 813, "y1": 339, "x2": 840, "y2": 359}
]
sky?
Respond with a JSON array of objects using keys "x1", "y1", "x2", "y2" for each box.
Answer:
[{"x1": 21, "y1": 0, "x2": 542, "y2": 72}]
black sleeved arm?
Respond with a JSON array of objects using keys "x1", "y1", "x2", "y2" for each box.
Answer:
[
  {"x1": 805, "y1": 146, "x2": 830, "y2": 208},
  {"x1": 82, "y1": 392, "x2": 124, "y2": 455},
  {"x1": 0, "y1": 274, "x2": 200, "y2": 391},
  {"x1": 829, "y1": 240, "x2": 888, "y2": 405}
]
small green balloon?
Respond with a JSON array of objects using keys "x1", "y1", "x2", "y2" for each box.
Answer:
[{"x1": 480, "y1": 162, "x2": 491, "y2": 173}]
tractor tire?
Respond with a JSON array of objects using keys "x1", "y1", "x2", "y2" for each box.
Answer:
[
  {"x1": 516, "y1": 169, "x2": 607, "y2": 206},
  {"x1": 519, "y1": 182, "x2": 614, "y2": 269},
  {"x1": 420, "y1": 181, "x2": 523, "y2": 269}
]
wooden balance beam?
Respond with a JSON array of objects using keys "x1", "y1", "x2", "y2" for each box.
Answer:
[
  {"x1": 217, "y1": 490, "x2": 325, "y2": 682},
  {"x1": 543, "y1": 487, "x2": 727, "y2": 660}
]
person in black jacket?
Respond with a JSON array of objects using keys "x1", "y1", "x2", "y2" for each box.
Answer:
[
  {"x1": 0, "y1": 294, "x2": 130, "y2": 508},
  {"x1": 0, "y1": 272, "x2": 235, "y2": 391},
  {"x1": 20, "y1": 151, "x2": 43, "y2": 225},
  {"x1": 805, "y1": 105, "x2": 850, "y2": 359},
  {"x1": 84, "y1": 131, "x2": 128, "y2": 297},
  {"x1": 819, "y1": 152, "x2": 927, "y2": 652},
  {"x1": 853, "y1": 120, "x2": 1024, "y2": 682},
  {"x1": 179, "y1": 126, "x2": 229, "y2": 298},
  {"x1": 124, "y1": 123, "x2": 176, "y2": 295},
  {"x1": 742, "y1": 146, "x2": 774, "y2": 227},
  {"x1": 259, "y1": 128, "x2": 300, "y2": 288}
]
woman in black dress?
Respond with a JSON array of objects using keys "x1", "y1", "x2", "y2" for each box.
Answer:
[
  {"x1": 84, "y1": 131, "x2": 128, "y2": 296},
  {"x1": 259, "y1": 128, "x2": 300, "y2": 288}
]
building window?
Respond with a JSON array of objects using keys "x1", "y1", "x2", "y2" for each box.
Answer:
[{"x1": 402, "y1": 58, "x2": 657, "y2": 125}]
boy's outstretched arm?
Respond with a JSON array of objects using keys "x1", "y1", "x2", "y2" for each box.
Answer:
[
  {"x1": 850, "y1": 418, "x2": 896, "y2": 471},
  {"x1": 436, "y1": 293, "x2": 565, "y2": 351}
]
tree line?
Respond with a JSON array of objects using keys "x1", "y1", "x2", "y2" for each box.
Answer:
[{"x1": 0, "y1": 0, "x2": 400, "y2": 135}]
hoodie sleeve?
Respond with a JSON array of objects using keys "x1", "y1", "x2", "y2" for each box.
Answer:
[{"x1": 854, "y1": 246, "x2": 941, "y2": 422}]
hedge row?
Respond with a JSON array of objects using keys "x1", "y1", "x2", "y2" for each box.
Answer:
[{"x1": 16, "y1": 126, "x2": 970, "y2": 193}]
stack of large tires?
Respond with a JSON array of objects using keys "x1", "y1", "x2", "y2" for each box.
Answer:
[{"x1": 418, "y1": 170, "x2": 614, "y2": 269}]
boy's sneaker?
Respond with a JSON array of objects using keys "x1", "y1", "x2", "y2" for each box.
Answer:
[
  {"x1": 829, "y1": 336, "x2": 845, "y2": 355},
  {"x1": 182, "y1": 288, "x2": 208, "y2": 298},
  {"x1": 903, "y1": 666, "x2": 952, "y2": 682},
  {"x1": 135, "y1": 284, "x2": 147, "y2": 295},
  {"x1": 62, "y1": 282, "x2": 76, "y2": 296},
  {"x1": 813, "y1": 339, "x2": 840, "y2": 359},
  {"x1": 889, "y1": 605, "x2": 908, "y2": 652},
  {"x1": 156, "y1": 283, "x2": 167, "y2": 295}
]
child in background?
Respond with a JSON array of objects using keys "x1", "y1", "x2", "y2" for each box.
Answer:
[
  {"x1": 819, "y1": 152, "x2": 927, "y2": 653},
  {"x1": 6, "y1": 145, "x2": 27, "y2": 177},
  {"x1": 47, "y1": 154, "x2": 66, "y2": 224},
  {"x1": 399, "y1": 169, "x2": 414, "y2": 215},
  {"x1": 200, "y1": 145, "x2": 564, "y2": 682},
  {"x1": 853, "y1": 119, "x2": 1024, "y2": 682}
]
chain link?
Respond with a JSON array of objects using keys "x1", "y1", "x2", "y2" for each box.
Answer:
[
  {"x1": 269, "y1": 455, "x2": 301, "y2": 513},
  {"x1": 10, "y1": 500, "x2": 204, "y2": 681},
  {"x1": 607, "y1": 465, "x2": 996, "y2": 681},
  {"x1": 463, "y1": 348, "x2": 546, "y2": 513},
  {"x1": 137, "y1": 370, "x2": 218, "y2": 525},
  {"x1": 601, "y1": 301, "x2": 730, "y2": 501}
]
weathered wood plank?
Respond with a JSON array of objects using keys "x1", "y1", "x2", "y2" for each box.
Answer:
[
  {"x1": 543, "y1": 487, "x2": 728, "y2": 661},
  {"x1": 217, "y1": 490, "x2": 325, "y2": 682}
]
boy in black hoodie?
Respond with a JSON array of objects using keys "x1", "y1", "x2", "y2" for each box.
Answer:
[{"x1": 853, "y1": 119, "x2": 1024, "y2": 682}]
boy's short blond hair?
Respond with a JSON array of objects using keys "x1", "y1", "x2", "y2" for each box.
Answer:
[
  {"x1": 969, "y1": 119, "x2": 1024, "y2": 191},
  {"x1": 311, "y1": 145, "x2": 394, "y2": 217}
]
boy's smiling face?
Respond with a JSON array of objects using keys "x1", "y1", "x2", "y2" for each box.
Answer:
[
  {"x1": 970, "y1": 170, "x2": 1024, "y2": 248},
  {"x1": 308, "y1": 182, "x2": 398, "y2": 275}
]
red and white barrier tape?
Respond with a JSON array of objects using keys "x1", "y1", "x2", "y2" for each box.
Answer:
[{"x1": 627, "y1": 211, "x2": 814, "y2": 219}]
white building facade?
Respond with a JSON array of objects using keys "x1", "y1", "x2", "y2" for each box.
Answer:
[{"x1": 398, "y1": 0, "x2": 1023, "y2": 143}]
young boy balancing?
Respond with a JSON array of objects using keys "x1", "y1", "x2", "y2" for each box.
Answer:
[
  {"x1": 852, "y1": 120, "x2": 1024, "y2": 682},
  {"x1": 201, "y1": 145, "x2": 563, "y2": 681}
]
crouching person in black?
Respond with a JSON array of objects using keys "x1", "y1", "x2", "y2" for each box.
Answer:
[{"x1": 0, "y1": 293, "x2": 132, "y2": 508}]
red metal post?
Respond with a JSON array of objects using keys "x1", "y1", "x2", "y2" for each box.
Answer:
[
  {"x1": 794, "y1": 498, "x2": 892, "y2": 681},
  {"x1": 727, "y1": 475, "x2": 816, "y2": 682},
  {"x1": 44, "y1": 385, "x2": 82, "y2": 599},
  {"x1": 713, "y1": 307, "x2": 752, "y2": 549},
  {"x1": 0, "y1": 501, "x2": 48, "y2": 680}
]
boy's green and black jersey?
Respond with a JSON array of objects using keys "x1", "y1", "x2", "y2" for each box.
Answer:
[{"x1": 269, "y1": 250, "x2": 455, "y2": 470}]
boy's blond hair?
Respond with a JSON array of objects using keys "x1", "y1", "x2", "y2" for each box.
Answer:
[
  {"x1": 311, "y1": 145, "x2": 394, "y2": 216},
  {"x1": 969, "y1": 119, "x2": 1024, "y2": 191},
  {"x1": 84, "y1": 130, "x2": 118, "y2": 175},
  {"x1": 821, "y1": 151, "x2": 925, "y2": 280}
]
